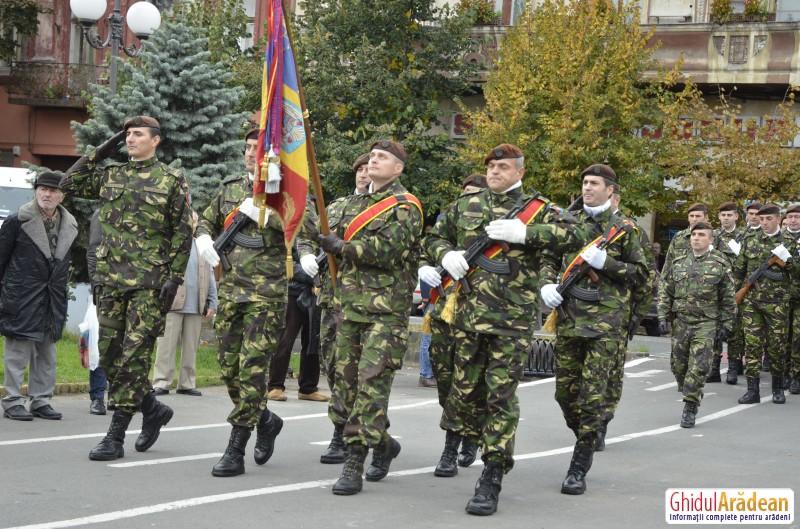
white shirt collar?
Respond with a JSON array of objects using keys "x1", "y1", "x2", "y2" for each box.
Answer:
[{"x1": 584, "y1": 199, "x2": 612, "y2": 218}]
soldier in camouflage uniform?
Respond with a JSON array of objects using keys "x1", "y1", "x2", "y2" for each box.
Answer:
[
  {"x1": 417, "y1": 173, "x2": 488, "y2": 469},
  {"x1": 662, "y1": 203, "x2": 709, "y2": 277},
  {"x1": 316, "y1": 140, "x2": 423, "y2": 496},
  {"x1": 194, "y1": 129, "x2": 285, "y2": 477},
  {"x1": 62, "y1": 116, "x2": 193, "y2": 461},
  {"x1": 595, "y1": 190, "x2": 655, "y2": 451},
  {"x1": 301, "y1": 153, "x2": 371, "y2": 465},
  {"x1": 658, "y1": 222, "x2": 735, "y2": 428},
  {"x1": 426, "y1": 144, "x2": 575, "y2": 515},
  {"x1": 540, "y1": 164, "x2": 650, "y2": 496},
  {"x1": 711, "y1": 201, "x2": 747, "y2": 384},
  {"x1": 733, "y1": 203, "x2": 796, "y2": 405},
  {"x1": 783, "y1": 204, "x2": 800, "y2": 394}
]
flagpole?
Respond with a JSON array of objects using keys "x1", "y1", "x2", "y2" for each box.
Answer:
[{"x1": 281, "y1": 0, "x2": 337, "y2": 287}]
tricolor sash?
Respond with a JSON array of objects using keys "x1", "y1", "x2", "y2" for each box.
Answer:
[
  {"x1": 560, "y1": 221, "x2": 631, "y2": 282},
  {"x1": 343, "y1": 193, "x2": 423, "y2": 241}
]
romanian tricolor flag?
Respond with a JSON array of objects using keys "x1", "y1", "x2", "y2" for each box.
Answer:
[{"x1": 254, "y1": 0, "x2": 310, "y2": 275}]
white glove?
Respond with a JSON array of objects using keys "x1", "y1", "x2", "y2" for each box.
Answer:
[
  {"x1": 300, "y1": 254, "x2": 319, "y2": 277},
  {"x1": 772, "y1": 244, "x2": 791, "y2": 262},
  {"x1": 418, "y1": 265, "x2": 442, "y2": 288},
  {"x1": 581, "y1": 245, "x2": 607, "y2": 269},
  {"x1": 239, "y1": 197, "x2": 261, "y2": 223},
  {"x1": 441, "y1": 250, "x2": 469, "y2": 281},
  {"x1": 195, "y1": 234, "x2": 220, "y2": 268},
  {"x1": 727, "y1": 239, "x2": 741, "y2": 256},
  {"x1": 540, "y1": 283, "x2": 563, "y2": 309},
  {"x1": 485, "y1": 219, "x2": 527, "y2": 244}
]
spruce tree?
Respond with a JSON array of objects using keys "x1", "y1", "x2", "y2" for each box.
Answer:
[{"x1": 73, "y1": 16, "x2": 249, "y2": 208}]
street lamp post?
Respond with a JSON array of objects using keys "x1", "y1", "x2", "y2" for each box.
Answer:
[{"x1": 70, "y1": 0, "x2": 163, "y2": 93}]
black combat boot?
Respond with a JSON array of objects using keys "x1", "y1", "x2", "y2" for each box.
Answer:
[
  {"x1": 705, "y1": 356, "x2": 721, "y2": 383},
  {"x1": 434, "y1": 430, "x2": 461, "y2": 477},
  {"x1": 211, "y1": 426, "x2": 252, "y2": 477},
  {"x1": 320, "y1": 424, "x2": 347, "y2": 464},
  {"x1": 89, "y1": 410, "x2": 133, "y2": 461},
  {"x1": 726, "y1": 359, "x2": 738, "y2": 385},
  {"x1": 680, "y1": 401, "x2": 698, "y2": 428},
  {"x1": 772, "y1": 375, "x2": 786, "y2": 404},
  {"x1": 738, "y1": 377, "x2": 760, "y2": 404},
  {"x1": 595, "y1": 424, "x2": 607, "y2": 452},
  {"x1": 790, "y1": 378, "x2": 800, "y2": 395},
  {"x1": 561, "y1": 441, "x2": 594, "y2": 495},
  {"x1": 465, "y1": 461, "x2": 504, "y2": 516},
  {"x1": 254, "y1": 409, "x2": 283, "y2": 465},
  {"x1": 364, "y1": 435, "x2": 401, "y2": 482},
  {"x1": 458, "y1": 437, "x2": 479, "y2": 467},
  {"x1": 135, "y1": 391, "x2": 174, "y2": 452},
  {"x1": 332, "y1": 443, "x2": 368, "y2": 495}
]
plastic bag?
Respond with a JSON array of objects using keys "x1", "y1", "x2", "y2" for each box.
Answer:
[{"x1": 77, "y1": 299, "x2": 100, "y2": 370}]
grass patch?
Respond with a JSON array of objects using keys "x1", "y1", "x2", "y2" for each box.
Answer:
[{"x1": 0, "y1": 335, "x2": 301, "y2": 389}]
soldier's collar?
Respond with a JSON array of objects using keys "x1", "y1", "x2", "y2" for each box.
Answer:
[
  {"x1": 129, "y1": 156, "x2": 158, "y2": 170},
  {"x1": 722, "y1": 225, "x2": 738, "y2": 234},
  {"x1": 764, "y1": 228, "x2": 781, "y2": 237}
]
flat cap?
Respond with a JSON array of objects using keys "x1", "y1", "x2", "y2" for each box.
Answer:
[
  {"x1": 758, "y1": 203, "x2": 780, "y2": 216},
  {"x1": 579, "y1": 164, "x2": 618, "y2": 186},
  {"x1": 484, "y1": 143, "x2": 523, "y2": 165},
  {"x1": 691, "y1": 221, "x2": 713, "y2": 233},
  {"x1": 123, "y1": 115, "x2": 161, "y2": 132},
  {"x1": 687, "y1": 203, "x2": 708, "y2": 214},
  {"x1": 785, "y1": 203, "x2": 800, "y2": 215},
  {"x1": 34, "y1": 171, "x2": 63, "y2": 190},
  {"x1": 718, "y1": 201, "x2": 738, "y2": 212},
  {"x1": 461, "y1": 173, "x2": 487, "y2": 190},
  {"x1": 370, "y1": 140, "x2": 407, "y2": 163},
  {"x1": 745, "y1": 201, "x2": 763, "y2": 212},
  {"x1": 352, "y1": 153, "x2": 370, "y2": 172}
]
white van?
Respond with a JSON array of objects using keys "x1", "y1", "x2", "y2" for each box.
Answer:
[{"x1": 0, "y1": 167, "x2": 36, "y2": 228}]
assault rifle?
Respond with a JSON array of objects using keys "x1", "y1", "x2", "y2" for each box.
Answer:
[
  {"x1": 734, "y1": 255, "x2": 786, "y2": 305},
  {"x1": 213, "y1": 210, "x2": 252, "y2": 272},
  {"x1": 554, "y1": 221, "x2": 633, "y2": 320},
  {"x1": 423, "y1": 196, "x2": 545, "y2": 311}
]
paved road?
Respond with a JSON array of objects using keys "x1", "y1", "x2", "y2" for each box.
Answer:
[{"x1": 1, "y1": 352, "x2": 797, "y2": 529}]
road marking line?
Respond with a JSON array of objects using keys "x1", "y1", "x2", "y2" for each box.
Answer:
[
  {"x1": 646, "y1": 381, "x2": 677, "y2": 392},
  {"x1": 624, "y1": 357, "x2": 653, "y2": 368},
  {"x1": 3, "y1": 397, "x2": 767, "y2": 529},
  {"x1": 108, "y1": 453, "x2": 223, "y2": 468},
  {"x1": 625, "y1": 369, "x2": 663, "y2": 378}
]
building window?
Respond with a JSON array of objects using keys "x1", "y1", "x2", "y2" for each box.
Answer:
[
  {"x1": 729, "y1": 35, "x2": 749, "y2": 64},
  {"x1": 239, "y1": 0, "x2": 256, "y2": 51}
]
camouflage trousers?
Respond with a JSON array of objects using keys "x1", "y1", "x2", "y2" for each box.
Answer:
[
  {"x1": 787, "y1": 301, "x2": 800, "y2": 380},
  {"x1": 555, "y1": 336, "x2": 625, "y2": 447},
  {"x1": 319, "y1": 303, "x2": 343, "y2": 393},
  {"x1": 601, "y1": 337, "x2": 628, "y2": 424},
  {"x1": 440, "y1": 328, "x2": 528, "y2": 472},
  {"x1": 670, "y1": 319, "x2": 715, "y2": 405},
  {"x1": 216, "y1": 299, "x2": 285, "y2": 429},
  {"x1": 97, "y1": 287, "x2": 165, "y2": 414},
  {"x1": 713, "y1": 307, "x2": 743, "y2": 365},
  {"x1": 328, "y1": 317, "x2": 407, "y2": 447},
  {"x1": 428, "y1": 316, "x2": 456, "y2": 409},
  {"x1": 741, "y1": 299, "x2": 788, "y2": 378}
]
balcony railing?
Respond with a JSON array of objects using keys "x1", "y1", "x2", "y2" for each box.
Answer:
[{"x1": 7, "y1": 62, "x2": 107, "y2": 108}]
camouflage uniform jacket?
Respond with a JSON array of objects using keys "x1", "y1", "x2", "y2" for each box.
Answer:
[
  {"x1": 62, "y1": 155, "x2": 192, "y2": 290},
  {"x1": 616, "y1": 210, "x2": 655, "y2": 326},
  {"x1": 541, "y1": 207, "x2": 650, "y2": 340},
  {"x1": 662, "y1": 227, "x2": 690, "y2": 277},
  {"x1": 196, "y1": 175, "x2": 287, "y2": 303},
  {"x1": 783, "y1": 228, "x2": 800, "y2": 301},
  {"x1": 714, "y1": 225, "x2": 747, "y2": 264},
  {"x1": 733, "y1": 229, "x2": 797, "y2": 304},
  {"x1": 658, "y1": 249, "x2": 735, "y2": 331},
  {"x1": 425, "y1": 186, "x2": 573, "y2": 337},
  {"x1": 334, "y1": 179, "x2": 423, "y2": 323}
]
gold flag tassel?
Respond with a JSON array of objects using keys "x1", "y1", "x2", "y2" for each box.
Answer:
[
  {"x1": 440, "y1": 288, "x2": 459, "y2": 325},
  {"x1": 256, "y1": 159, "x2": 268, "y2": 228},
  {"x1": 542, "y1": 310, "x2": 557, "y2": 334},
  {"x1": 421, "y1": 312, "x2": 433, "y2": 334}
]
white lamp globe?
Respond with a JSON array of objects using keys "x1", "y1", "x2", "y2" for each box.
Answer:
[
  {"x1": 126, "y1": 1, "x2": 161, "y2": 38},
  {"x1": 70, "y1": 0, "x2": 107, "y2": 22}
]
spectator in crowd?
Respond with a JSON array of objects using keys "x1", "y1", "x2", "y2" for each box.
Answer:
[
  {"x1": 152, "y1": 212, "x2": 218, "y2": 396},
  {"x1": 0, "y1": 171, "x2": 78, "y2": 421}
]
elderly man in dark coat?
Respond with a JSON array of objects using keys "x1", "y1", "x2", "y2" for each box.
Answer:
[{"x1": 0, "y1": 171, "x2": 78, "y2": 421}]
